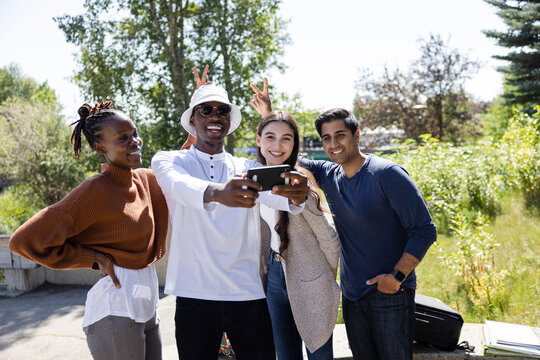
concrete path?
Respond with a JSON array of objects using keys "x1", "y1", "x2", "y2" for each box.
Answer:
[
  {"x1": 0, "y1": 283, "x2": 352, "y2": 359},
  {"x1": 0, "y1": 283, "x2": 531, "y2": 359}
]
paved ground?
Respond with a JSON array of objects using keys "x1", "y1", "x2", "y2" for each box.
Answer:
[
  {"x1": 0, "y1": 283, "x2": 355, "y2": 359},
  {"x1": 0, "y1": 282, "x2": 519, "y2": 360}
]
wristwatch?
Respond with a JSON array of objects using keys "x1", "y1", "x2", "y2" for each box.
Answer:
[{"x1": 391, "y1": 269, "x2": 406, "y2": 283}]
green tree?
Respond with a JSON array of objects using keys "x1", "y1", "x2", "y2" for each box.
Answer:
[
  {"x1": 484, "y1": 0, "x2": 540, "y2": 107},
  {"x1": 55, "y1": 0, "x2": 196, "y2": 160},
  {"x1": 191, "y1": 0, "x2": 289, "y2": 152},
  {"x1": 55, "y1": 0, "x2": 289, "y2": 159},
  {"x1": 0, "y1": 65, "x2": 93, "y2": 207},
  {"x1": 0, "y1": 64, "x2": 58, "y2": 110},
  {"x1": 0, "y1": 99, "x2": 88, "y2": 206}
]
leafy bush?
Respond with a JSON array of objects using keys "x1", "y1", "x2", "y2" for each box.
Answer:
[
  {"x1": 440, "y1": 214, "x2": 508, "y2": 317},
  {"x1": 388, "y1": 108, "x2": 538, "y2": 319},
  {"x1": 0, "y1": 187, "x2": 38, "y2": 234},
  {"x1": 388, "y1": 109, "x2": 539, "y2": 232},
  {"x1": 417, "y1": 196, "x2": 539, "y2": 325},
  {"x1": 0, "y1": 99, "x2": 92, "y2": 208},
  {"x1": 498, "y1": 109, "x2": 540, "y2": 210}
]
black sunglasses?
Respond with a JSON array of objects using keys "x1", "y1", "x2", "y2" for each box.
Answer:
[{"x1": 195, "y1": 104, "x2": 232, "y2": 118}]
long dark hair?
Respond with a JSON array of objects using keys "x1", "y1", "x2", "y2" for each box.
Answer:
[
  {"x1": 69, "y1": 101, "x2": 119, "y2": 157},
  {"x1": 256, "y1": 111, "x2": 325, "y2": 256}
]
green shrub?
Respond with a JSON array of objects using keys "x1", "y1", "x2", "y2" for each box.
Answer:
[
  {"x1": 0, "y1": 186, "x2": 38, "y2": 234},
  {"x1": 440, "y1": 214, "x2": 509, "y2": 317},
  {"x1": 388, "y1": 108, "x2": 538, "y2": 320}
]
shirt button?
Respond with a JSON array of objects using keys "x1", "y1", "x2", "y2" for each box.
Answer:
[
  {"x1": 210, "y1": 156, "x2": 213, "y2": 160},
  {"x1": 211, "y1": 165, "x2": 214, "y2": 168},
  {"x1": 211, "y1": 176, "x2": 214, "y2": 178}
]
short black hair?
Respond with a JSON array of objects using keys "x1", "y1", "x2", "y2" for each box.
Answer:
[{"x1": 315, "y1": 108, "x2": 359, "y2": 136}]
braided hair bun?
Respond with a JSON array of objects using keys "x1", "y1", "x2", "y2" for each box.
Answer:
[{"x1": 70, "y1": 101, "x2": 116, "y2": 157}]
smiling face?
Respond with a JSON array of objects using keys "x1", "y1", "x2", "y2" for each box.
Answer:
[
  {"x1": 256, "y1": 121, "x2": 295, "y2": 166},
  {"x1": 93, "y1": 113, "x2": 143, "y2": 170},
  {"x1": 321, "y1": 119, "x2": 361, "y2": 165},
  {"x1": 189, "y1": 101, "x2": 231, "y2": 154}
]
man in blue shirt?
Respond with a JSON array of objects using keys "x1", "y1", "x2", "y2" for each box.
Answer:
[
  {"x1": 251, "y1": 83, "x2": 436, "y2": 360},
  {"x1": 300, "y1": 108, "x2": 437, "y2": 360}
]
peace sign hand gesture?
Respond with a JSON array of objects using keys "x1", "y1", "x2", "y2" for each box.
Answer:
[
  {"x1": 193, "y1": 65, "x2": 210, "y2": 90},
  {"x1": 250, "y1": 77, "x2": 273, "y2": 118}
]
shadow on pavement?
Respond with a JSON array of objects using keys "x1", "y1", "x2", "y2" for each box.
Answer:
[{"x1": 0, "y1": 282, "x2": 89, "y2": 351}]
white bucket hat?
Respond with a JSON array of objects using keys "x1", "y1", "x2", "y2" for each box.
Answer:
[{"x1": 180, "y1": 84, "x2": 242, "y2": 136}]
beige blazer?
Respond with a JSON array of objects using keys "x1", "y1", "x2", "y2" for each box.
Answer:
[{"x1": 255, "y1": 196, "x2": 341, "y2": 353}]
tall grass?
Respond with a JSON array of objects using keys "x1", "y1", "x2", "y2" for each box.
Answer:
[{"x1": 417, "y1": 196, "x2": 539, "y2": 326}]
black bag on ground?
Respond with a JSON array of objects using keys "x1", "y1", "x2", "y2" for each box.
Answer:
[{"x1": 414, "y1": 293, "x2": 464, "y2": 351}]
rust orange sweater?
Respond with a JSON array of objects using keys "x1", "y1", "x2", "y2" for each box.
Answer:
[{"x1": 9, "y1": 163, "x2": 169, "y2": 270}]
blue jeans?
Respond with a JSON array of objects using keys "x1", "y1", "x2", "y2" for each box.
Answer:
[
  {"x1": 342, "y1": 287, "x2": 415, "y2": 360},
  {"x1": 266, "y1": 251, "x2": 334, "y2": 360}
]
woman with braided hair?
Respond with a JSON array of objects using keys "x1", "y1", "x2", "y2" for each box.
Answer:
[{"x1": 9, "y1": 101, "x2": 169, "y2": 360}]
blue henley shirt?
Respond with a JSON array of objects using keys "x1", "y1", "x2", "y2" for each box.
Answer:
[{"x1": 300, "y1": 154, "x2": 437, "y2": 301}]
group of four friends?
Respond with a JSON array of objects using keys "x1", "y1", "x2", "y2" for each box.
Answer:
[{"x1": 9, "y1": 66, "x2": 437, "y2": 360}]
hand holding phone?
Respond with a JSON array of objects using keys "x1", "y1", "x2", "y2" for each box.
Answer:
[{"x1": 246, "y1": 165, "x2": 291, "y2": 191}]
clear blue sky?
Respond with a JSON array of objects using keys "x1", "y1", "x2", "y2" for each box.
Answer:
[{"x1": 0, "y1": 0, "x2": 506, "y2": 119}]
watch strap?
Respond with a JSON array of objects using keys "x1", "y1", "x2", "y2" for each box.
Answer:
[{"x1": 391, "y1": 269, "x2": 406, "y2": 283}]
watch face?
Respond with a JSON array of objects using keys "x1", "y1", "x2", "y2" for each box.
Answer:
[{"x1": 392, "y1": 270, "x2": 406, "y2": 282}]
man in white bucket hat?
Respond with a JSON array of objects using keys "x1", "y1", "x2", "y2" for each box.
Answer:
[{"x1": 152, "y1": 66, "x2": 309, "y2": 360}]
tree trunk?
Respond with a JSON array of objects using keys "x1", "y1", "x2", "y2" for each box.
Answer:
[
  {"x1": 166, "y1": 0, "x2": 189, "y2": 114},
  {"x1": 217, "y1": 0, "x2": 236, "y2": 154},
  {"x1": 436, "y1": 95, "x2": 443, "y2": 139}
]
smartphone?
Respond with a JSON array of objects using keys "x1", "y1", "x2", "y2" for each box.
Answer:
[{"x1": 246, "y1": 165, "x2": 291, "y2": 191}]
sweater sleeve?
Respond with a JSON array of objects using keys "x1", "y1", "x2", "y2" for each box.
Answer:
[
  {"x1": 8, "y1": 207, "x2": 96, "y2": 270},
  {"x1": 380, "y1": 165, "x2": 437, "y2": 261},
  {"x1": 301, "y1": 198, "x2": 340, "y2": 269}
]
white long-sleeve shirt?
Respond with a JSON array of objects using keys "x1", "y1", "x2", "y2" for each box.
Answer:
[{"x1": 152, "y1": 146, "x2": 302, "y2": 301}]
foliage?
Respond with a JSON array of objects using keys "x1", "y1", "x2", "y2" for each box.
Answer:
[
  {"x1": 387, "y1": 109, "x2": 539, "y2": 321},
  {"x1": 271, "y1": 92, "x2": 321, "y2": 139},
  {"x1": 55, "y1": 0, "x2": 289, "y2": 157},
  {"x1": 439, "y1": 214, "x2": 508, "y2": 316},
  {"x1": 484, "y1": 0, "x2": 540, "y2": 108},
  {"x1": 223, "y1": 90, "x2": 322, "y2": 153},
  {"x1": 482, "y1": 95, "x2": 516, "y2": 140},
  {"x1": 192, "y1": 0, "x2": 289, "y2": 152},
  {"x1": 0, "y1": 187, "x2": 39, "y2": 235},
  {"x1": 0, "y1": 65, "x2": 97, "y2": 208},
  {"x1": 498, "y1": 107, "x2": 540, "y2": 209},
  {"x1": 389, "y1": 109, "x2": 539, "y2": 233},
  {"x1": 417, "y1": 196, "x2": 539, "y2": 325},
  {"x1": 0, "y1": 64, "x2": 58, "y2": 110},
  {"x1": 354, "y1": 34, "x2": 481, "y2": 142},
  {"x1": 0, "y1": 98, "x2": 91, "y2": 207}
]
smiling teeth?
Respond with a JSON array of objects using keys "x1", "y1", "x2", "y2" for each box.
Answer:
[
  {"x1": 332, "y1": 149, "x2": 344, "y2": 154},
  {"x1": 207, "y1": 125, "x2": 222, "y2": 130}
]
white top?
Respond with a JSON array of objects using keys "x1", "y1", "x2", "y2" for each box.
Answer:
[
  {"x1": 151, "y1": 146, "x2": 303, "y2": 301},
  {"x1": 260, "y1": 203, "x2": 281, "y2": 253},
  {"x1": 82, "y1": 264, "x2": 158, "y2": 327}
]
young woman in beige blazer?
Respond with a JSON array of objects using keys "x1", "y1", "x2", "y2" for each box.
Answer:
[{"x1": 252, "y1": 107, "x2": 341, "y2": 360}]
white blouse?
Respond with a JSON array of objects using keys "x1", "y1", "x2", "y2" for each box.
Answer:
[
  {"x1": 82, "y1": 263, "x2": 158, "y2": 327},
  {"x1": 260, "y1": 203, "x2": 281, "y2": 253}
]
